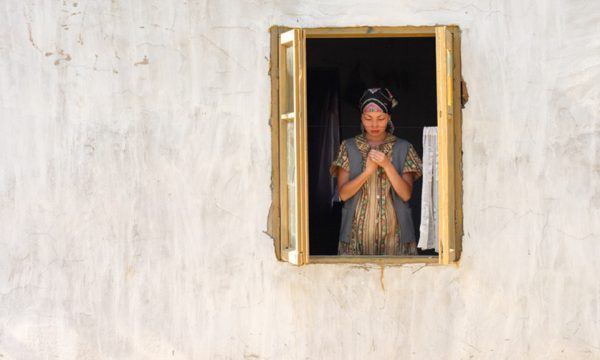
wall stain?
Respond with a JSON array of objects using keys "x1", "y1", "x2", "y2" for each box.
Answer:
[
  {"x1": 134, "y1": 55, "x2": 150, "y2": 66},
  {"x1": 53, "y1": 49, "x2": 72, "y2": 65},
  {"x1": 26, "y1": 21, "x2": 41, "y2": 52},
  {"x1": 412, "y1": 264, "x2": 427, "y2": 274},
  {"x1": 198, "y1": 34, "x2": 248, "y2": 71}
]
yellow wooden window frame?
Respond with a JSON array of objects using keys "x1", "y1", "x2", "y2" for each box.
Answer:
[{"x1": 268, "y1": 26, "x2": 463, "y2": 266}]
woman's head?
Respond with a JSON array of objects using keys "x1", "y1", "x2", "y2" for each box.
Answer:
[
  {"x1": 361, "y1": 111, "x2": 389, "y2": 137},
  {"x1": 359, "y1": 88, "x2": 398, "y2": 137}
]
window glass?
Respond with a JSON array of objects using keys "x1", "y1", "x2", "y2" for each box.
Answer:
[
  {"x1": 284, "y1": 45, "x2": 294, "y2": 114},
  {"x1": 286, "y1": 121, "x2": 297, "y2": 251}
]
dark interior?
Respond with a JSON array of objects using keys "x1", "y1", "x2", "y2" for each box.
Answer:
[{"x1": 306, "y1": 37, "x2": 438, "y2": 256}]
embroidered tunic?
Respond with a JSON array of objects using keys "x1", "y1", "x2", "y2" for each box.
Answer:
[{"x1": 330, "y1": 134, "x2": 423, "y2": 255}]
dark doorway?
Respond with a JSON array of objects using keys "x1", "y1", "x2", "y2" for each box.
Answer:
[{"x1": 307, "y1": 37, "x2": 437, "y2": 256}]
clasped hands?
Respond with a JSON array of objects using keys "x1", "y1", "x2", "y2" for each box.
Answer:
[{"x1": 365, "y1": 149, "x2": 391, "y2": 174}]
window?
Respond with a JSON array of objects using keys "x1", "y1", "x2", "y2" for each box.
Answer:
[{"x1": 267, "y1": 26, "x2": 464, "y2": 265}]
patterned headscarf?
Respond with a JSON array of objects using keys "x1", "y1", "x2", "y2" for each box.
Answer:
[{"x1": 359, "y1": 88, "x2": 398, "y2": 114}]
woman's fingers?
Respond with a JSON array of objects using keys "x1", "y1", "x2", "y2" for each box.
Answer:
[
  {"x1": 370, "y1": 153, "x2": 384, "y2": 163},
  {"x1": 368, "y1": 150, "x2": 389, "y2": 166},
  {"x1": 369, "y1": 150, "x2": 383, "y2": 161}
]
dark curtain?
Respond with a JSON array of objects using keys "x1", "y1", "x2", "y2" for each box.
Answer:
[{"x1": 308, "y1": 70, "x2": 342, "y2": 255}]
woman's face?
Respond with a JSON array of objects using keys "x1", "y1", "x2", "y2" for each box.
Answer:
[{"x1": 361, "y1": 111, "x2": 390, "y2": 137}]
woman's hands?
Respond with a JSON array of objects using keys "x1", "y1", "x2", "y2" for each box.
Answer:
[
  {"x1": 338, "y1": 148, "x2": 414, "y2": 202},
  {"x1": 368, "y1": 149, "x2": 391, "y2": 170},
  {"x1": 369, "y1": 149, "x2": 414, "y2": 202},
  {"x1": 337, "y1": 153, "x2": 378, "y2": 202},
  {"x1": 365, "y1": 154, "x2": 379, "y2": 175}
]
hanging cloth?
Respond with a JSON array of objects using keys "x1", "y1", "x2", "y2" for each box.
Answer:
[
  {"x1": 315, "y1": 87, "x2": 340, "y2": 207},
  {"x1": 418, "y1": 127, "x2": 439, "y2": 251}
]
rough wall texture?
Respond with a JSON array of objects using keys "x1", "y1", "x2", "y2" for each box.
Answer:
[{"x1": 1, "y1": 0, "x2": 599, "y2": 359}]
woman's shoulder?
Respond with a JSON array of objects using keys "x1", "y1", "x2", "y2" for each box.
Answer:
[
  {"x1": 391, "y1": 136, "x2": 410, "y2": 146},
  {"x1": 340, "y1": 136, "x2": 360, "y2": 147},
  {"x1": 342, "y1": 136, "x2": 360, "y2": 142},
  {"x1": 390, "y1": 137, "x2": 419, "y2": 151}
]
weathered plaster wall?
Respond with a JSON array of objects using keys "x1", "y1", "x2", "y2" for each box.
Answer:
[{"x1": 1, "y1": 0, "x2": 599, "y2": 359}]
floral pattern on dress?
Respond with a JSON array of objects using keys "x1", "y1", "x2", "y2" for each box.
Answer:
[{"x1": 330, "y1": 134, "x2": 423, "y2": 256}]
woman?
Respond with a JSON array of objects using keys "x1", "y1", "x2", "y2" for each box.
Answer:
[{"x1": 330, "y1": 88, "x2": 423, "y2": 256}]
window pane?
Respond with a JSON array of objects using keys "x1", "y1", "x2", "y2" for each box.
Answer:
[
  {"x1": 284, "y1": 45, "x2": 294, "y2": 114},
  {"x1": 286, "y1": 121, "x2": 297, "y2": 251}
]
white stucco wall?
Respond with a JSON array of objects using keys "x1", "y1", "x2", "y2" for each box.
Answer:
[{"x1": 1, "y1": 0, "x2": 599, "y2": 359}]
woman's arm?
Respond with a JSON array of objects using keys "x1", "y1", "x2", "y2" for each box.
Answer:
[
  {"x1": 369, "y1": 149, "x2": 414, "y2": 202},
  {"x1": 337, "y1": 157, "x2": 377, "y2": 201},
  {"x1": 383, "y1": 165, "x2": 415, "y2": 202}
]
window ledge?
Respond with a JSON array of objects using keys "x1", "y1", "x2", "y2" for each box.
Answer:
[{"x1": 309, "y1": 255, "x2": 439, "y2": 265}]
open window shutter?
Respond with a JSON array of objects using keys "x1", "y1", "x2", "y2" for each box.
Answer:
[
  {"x1": 435, "y1": 26, "x2": 462, "y2": 264},
  {"x1": 278, "y1": 29, "x2": 308, "y2": 265}
]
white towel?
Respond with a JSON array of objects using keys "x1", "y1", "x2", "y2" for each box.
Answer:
[{"x1": 418, "y1": 127, "x2": 439, "y2": 251}]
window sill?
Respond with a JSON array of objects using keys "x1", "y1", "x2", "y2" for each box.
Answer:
[{"x1": 309, "y1": 255, "x2": 439, "y2": 265}]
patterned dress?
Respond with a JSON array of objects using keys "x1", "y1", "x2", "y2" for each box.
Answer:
[{"x1": 330, "y1": 134, "x2": 423, "y2": 256}]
